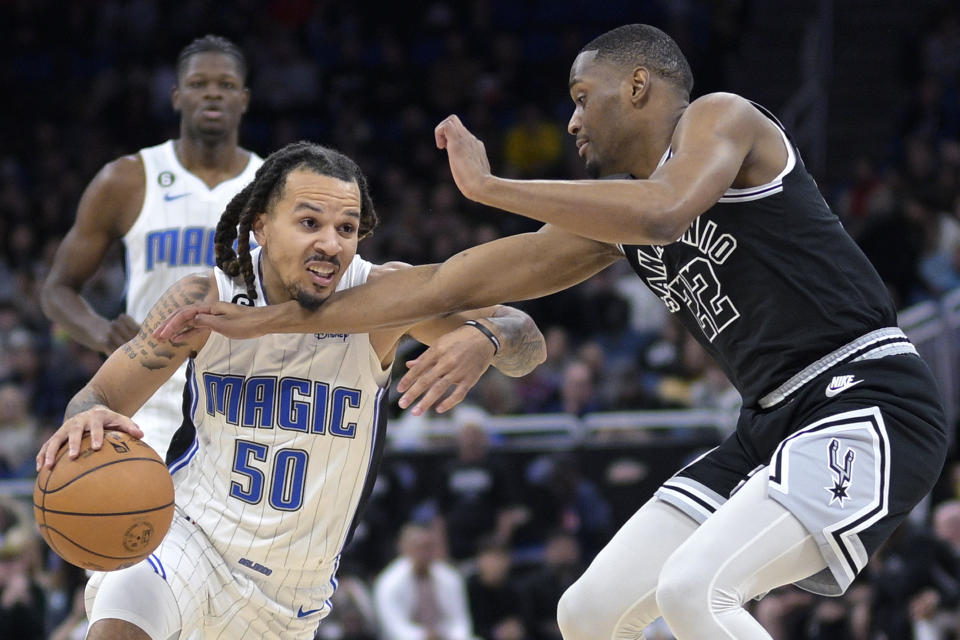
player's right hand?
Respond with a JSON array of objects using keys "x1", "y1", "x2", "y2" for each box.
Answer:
[{"x1": 36, "y1": 406, "x2": 143, "y2": 471}]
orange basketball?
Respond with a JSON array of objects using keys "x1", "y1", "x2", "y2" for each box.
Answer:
[{"x1": 33, "y1": 430, "x2": 174, "y2": 571}]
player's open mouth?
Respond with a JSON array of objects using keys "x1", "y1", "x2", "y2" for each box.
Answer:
[{"x1": 307, "y1": 265, "x2": 336, "y2": 285}]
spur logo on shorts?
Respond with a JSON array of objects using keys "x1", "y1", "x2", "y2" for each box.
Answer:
[{"x1": 825, "y1": 438, "x2": 855, "y2": 506}]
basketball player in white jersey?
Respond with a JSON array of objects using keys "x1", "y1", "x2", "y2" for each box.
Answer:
[
  {"x1": 37, "y1": 142, "x2": 546, "y2": 640},
  {"x1": 41, "y1": 35, "x2": 262, "y2": 459}
]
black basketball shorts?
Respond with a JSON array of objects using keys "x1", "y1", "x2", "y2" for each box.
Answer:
[{"x1": 654, "y1": 351, "x2": 947, "y2": 596}]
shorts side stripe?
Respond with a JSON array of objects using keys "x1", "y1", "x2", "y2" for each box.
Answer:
[{"x1": 768, "y1": 406, "x2": 889, "y2": 586}]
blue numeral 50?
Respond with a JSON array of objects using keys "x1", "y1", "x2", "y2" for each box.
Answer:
[{"x1": 230, "y1": 440, "x2": 308, "y2": 511}]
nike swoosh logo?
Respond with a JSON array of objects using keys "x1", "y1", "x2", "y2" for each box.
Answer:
[
  {"x1": 825, "y1": 379, "x2": 863, "y2": 397},
  {"x1": 163, "y1": 192, "x2": 191, "y2": 202},
  {"x1": 297, "y1": 605, "x2": 323, "y2": 618}
]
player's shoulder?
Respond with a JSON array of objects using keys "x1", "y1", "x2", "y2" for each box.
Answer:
[
  {"x1": 676, "y1": 92, "x2": 771, "y2": 145},
  {"x1": 683, "y1": 91, "x2": 760, "y2": 118},
  {"x1": 683, "y1": 93, "x2": 765, "y2": 125},
  {"x1": 96, "y1": 152, "x2": 146, "y2": 191},
  {"x1": 77, "y1": 152, "x2": 146, "y2": 231}
]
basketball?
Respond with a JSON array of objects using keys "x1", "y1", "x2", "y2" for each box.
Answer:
[{"x1": 33, "y1": 430, "x2": 175, "y2": 571}]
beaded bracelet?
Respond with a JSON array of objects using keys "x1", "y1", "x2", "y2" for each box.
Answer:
[{"x1": 464, "y1": 320, "x2": 501, "y2": 356}]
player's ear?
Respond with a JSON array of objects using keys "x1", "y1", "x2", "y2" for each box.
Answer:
[
  {"x1": 629, "y1": 67, "x2": 650, "y2": 107},
  {"x1": 171, "y1": 84, "x2": 182, "y2": 113},
  {"x1": 251, "y1": 212, "x2": 267, "y2": 245},
  {"x1": 241, "y1": 87, "x2": 251, "y2": 114}
]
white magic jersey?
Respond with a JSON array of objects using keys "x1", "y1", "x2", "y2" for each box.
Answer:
[
  {"x1": 127, "y1": 140, "x2": 263, "y2": 457},
  {"x1": 168, "y1": 247, "x2": 391, "y2": 586}
]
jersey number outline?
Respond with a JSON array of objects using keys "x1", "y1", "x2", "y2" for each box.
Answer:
[
  {"x1": 667, "y1": 257, "x2": 740, "y2": 342},
  {"x1": 230, "y1": 440, "x2": 309, "y2": 511}
]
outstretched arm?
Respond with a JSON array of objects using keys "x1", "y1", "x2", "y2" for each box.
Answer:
[
  {"x1": 155, "y1": 224, "x2": 622, "y2": 340},
  {"x1": 435, "y1": 94, "x2": 759, "y2": 245}
]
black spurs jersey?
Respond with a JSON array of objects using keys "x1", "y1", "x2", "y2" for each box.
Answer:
[{"x1": 620, "y1": 109, "x2": 896, "y2": 408}]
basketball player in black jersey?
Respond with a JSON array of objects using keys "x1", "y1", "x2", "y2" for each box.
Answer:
[{"x1": 156, "y1": 24, "x2": 948, "y2": 639}]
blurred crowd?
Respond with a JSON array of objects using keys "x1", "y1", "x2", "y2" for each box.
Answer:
[{"x1": 3, "y1": 0, "x2": 960, "y2": 638}]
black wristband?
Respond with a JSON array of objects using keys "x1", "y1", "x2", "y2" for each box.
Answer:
[{"x1": 464, "y1": 320, "x2": 500, "y2": 355}]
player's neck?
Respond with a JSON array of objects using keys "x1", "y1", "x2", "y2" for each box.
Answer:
[
  {"x1": 628, "y1": 104, "x2": 686, "y2": 179},
  {"x1": 174, "y1": 136, "x2": 247, "y2": 188}
]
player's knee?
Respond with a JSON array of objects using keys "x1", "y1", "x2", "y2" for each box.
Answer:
[
  {"x1": 87, "y1": 618, "x2": 152, "y2": 640},
  {"x1": 557, "y1": 580, "x2": 594, "y2": 640},
  {"x1": 656, "y1": 549, "x2": 741, "y2": 622},
  {"x1": 656, "y1": 551, "x2": 709, "y2": 620}
]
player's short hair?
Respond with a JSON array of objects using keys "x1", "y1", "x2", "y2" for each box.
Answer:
[
  {"x1": 215, "y1": 142, "x2": 379, "y2": 301},
  {"x1": 580, "y1": 24, "x2": 693, "y2": 97},
  {"x1": 176, "y1": 34, "x2": 248, "y2": 82}
]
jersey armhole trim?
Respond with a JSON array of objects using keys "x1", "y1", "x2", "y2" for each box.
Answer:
[{"x1": 718, "y1": 126, "x2": 795, "y2": 203}]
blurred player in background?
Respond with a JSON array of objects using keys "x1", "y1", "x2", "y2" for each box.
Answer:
[{"x1": 41, "y1": 34, "x2": 262, "y2": 458}]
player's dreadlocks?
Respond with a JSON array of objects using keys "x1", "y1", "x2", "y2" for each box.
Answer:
[
  {"x1": 214, "y1": 141, "x2": 378, "y2": 301},
  {"x1": 176, "y1": 34, "x2": 248, "y2": 82}
]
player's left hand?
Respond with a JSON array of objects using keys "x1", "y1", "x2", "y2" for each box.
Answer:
[{"x1": 397, "y1": 323, "x2": 497, "y2": 415}]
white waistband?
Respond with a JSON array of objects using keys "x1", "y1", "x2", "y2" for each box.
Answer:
[{"x1": 758, "y1": 327, "x2": 916, "y2": 409}]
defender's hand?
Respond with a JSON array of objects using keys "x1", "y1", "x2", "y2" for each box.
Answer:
[
  {"x1": 435, "y1": 115, "x2": 492, "y2": 201},
  {"x1": 37, "y1": 406, "x2": 143, "y2": 471},
  {"x1": 397, "y1": 323, "x2": 497, "y2": 415},
  {"x1": 154, "y1": 301, "x2": 269, "y2": 341}
]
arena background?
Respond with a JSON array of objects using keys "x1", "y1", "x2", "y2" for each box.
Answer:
[{"x1": 2, "y1": 1, "x2": 960, "y2": 638}]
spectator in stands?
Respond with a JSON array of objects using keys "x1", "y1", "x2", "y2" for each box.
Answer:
[
  {"x1": 868, "y1": 520, "x2": 960, "y2": 639},
  {"x1": 540, "y1": 359, "x2": 605, "y2": 417},
  {"x1": 517, "y1": 531, "x2": 584, "y2": 640},
  {"x1": 435, "y1": 414, "x2": 529, "y2": 561},
  {"x1": 0, "y1": 497, "x2": 46, "y2": 640},
  {"x1": 47, "y1": 587, "x2": 88, "y2": 640},
  {"x1": 466, "y1": 538, "x2": 528, "y2": 640},
  {"x1": 521, "y1": 453, "x2": 613, "y2": 559},
  {"x1": 373, "y1": 522, "x2": 473, "y2": 640},
  {"x1": 934, "y1": 499, "x2": 960, "y2": 554},
  {"x1": 503, "y1": 104, "x2": 564, "y2": 179},
  {"x1": 920, "y1": 237, "x2": 960, "y2": 296},
  {"x1": 0, "y1": 382, "x2": 41, "y2": 478}
]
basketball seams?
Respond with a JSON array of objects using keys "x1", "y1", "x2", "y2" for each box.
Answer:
[
  {"x1": 38, "y1": 457, "x2": 170, "y2": 494},
  {"x1": 37, "y1": 500, "x2": 175, "y2": 517},
  {"x1": 40, "y1": 527, "x2": 150, "y2": 561}
]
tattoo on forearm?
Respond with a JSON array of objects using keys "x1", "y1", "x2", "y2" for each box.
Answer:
[
  {"x1": 130, "y1": 277, "x2": 210, "y2": 371},
  {"x1": 65, "y1": 387, "x2": 108, "y2": 419},
  {"x1": 488, "y1": 313, "x2": 547, "y2": 377}
]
